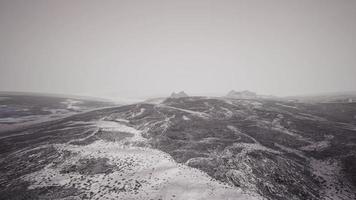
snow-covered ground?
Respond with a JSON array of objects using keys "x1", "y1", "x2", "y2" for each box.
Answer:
[{"x1": 22, "y1": 120, "x2": 262, "y2": 200}]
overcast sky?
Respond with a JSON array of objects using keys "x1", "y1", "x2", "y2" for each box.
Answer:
[{"x1": 0, "y1": 0, "x2": 356, "y2": 100}]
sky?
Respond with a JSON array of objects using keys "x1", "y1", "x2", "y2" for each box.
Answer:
[{"x1": 0, "y1": 0, "x2": 356, "y2": 100}]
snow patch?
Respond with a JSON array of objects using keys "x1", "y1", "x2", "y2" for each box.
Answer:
[
  {"x1": 115, "y1": 118, "x2": 130, "y2": 123},
  {"x1": 275, "y1": 103, "x2": 298, "y2": 109},
  {"x1": 220, "y1": 107, "x2": 233, "y2": 118},
  {"x1": 300, "y1": 141, "x2": 330, "y2": 152},
  {"x1": 232, "y1": 143, "x2": 281, "y2": 155},
  {"x1": 158, "y1": 105, "x2": 210, "y2": 119},
  {"x1": 182, "y1": 115, "x2": 190, "y2": 120},
  {"x1": 274, "y1": 143, "x2": 307, "y2": 159},
  {"x1": 131, "y1": 108, "x2": 145, "y2": 118},
  {"x1": 62, "y1": 99, "x2": 82, "y2": 111}
]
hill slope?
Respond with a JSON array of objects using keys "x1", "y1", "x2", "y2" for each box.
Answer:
[{"x1": 1, "y1": 96, "x2": 356, "y2": 199}]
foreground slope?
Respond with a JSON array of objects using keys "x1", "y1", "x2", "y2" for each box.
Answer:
[
  {"x1": 0, "y1": 97, "x2": 260, "y2": 200},
  {"x1": 1, "y1": 96, "x2": 356, "y2": 199}
]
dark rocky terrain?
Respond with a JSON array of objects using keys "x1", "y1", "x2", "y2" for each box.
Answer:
[{"x1": 0, "y1": 94, "x2": 355, "y2": 199}]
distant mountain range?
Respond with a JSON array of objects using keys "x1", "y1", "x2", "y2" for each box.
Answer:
[
  {"x1": 226, "y1": 90, "x2": 257, "y2": 99},
  {"x1": 285, "y1": 91, "x2": 356, "y2": 103}
]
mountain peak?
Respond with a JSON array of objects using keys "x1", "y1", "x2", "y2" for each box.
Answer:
[{"x1": 170, "y1": 91, "x2": 188, "y2": 98}]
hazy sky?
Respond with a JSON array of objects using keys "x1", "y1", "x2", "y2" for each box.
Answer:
[{"x1": 1, "y1": 0, "x2": 356, "y2": 100}]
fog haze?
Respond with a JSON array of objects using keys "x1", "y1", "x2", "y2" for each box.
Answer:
[{"x1": 1, "y1": 0, "x2": 356, "y2": 100}]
